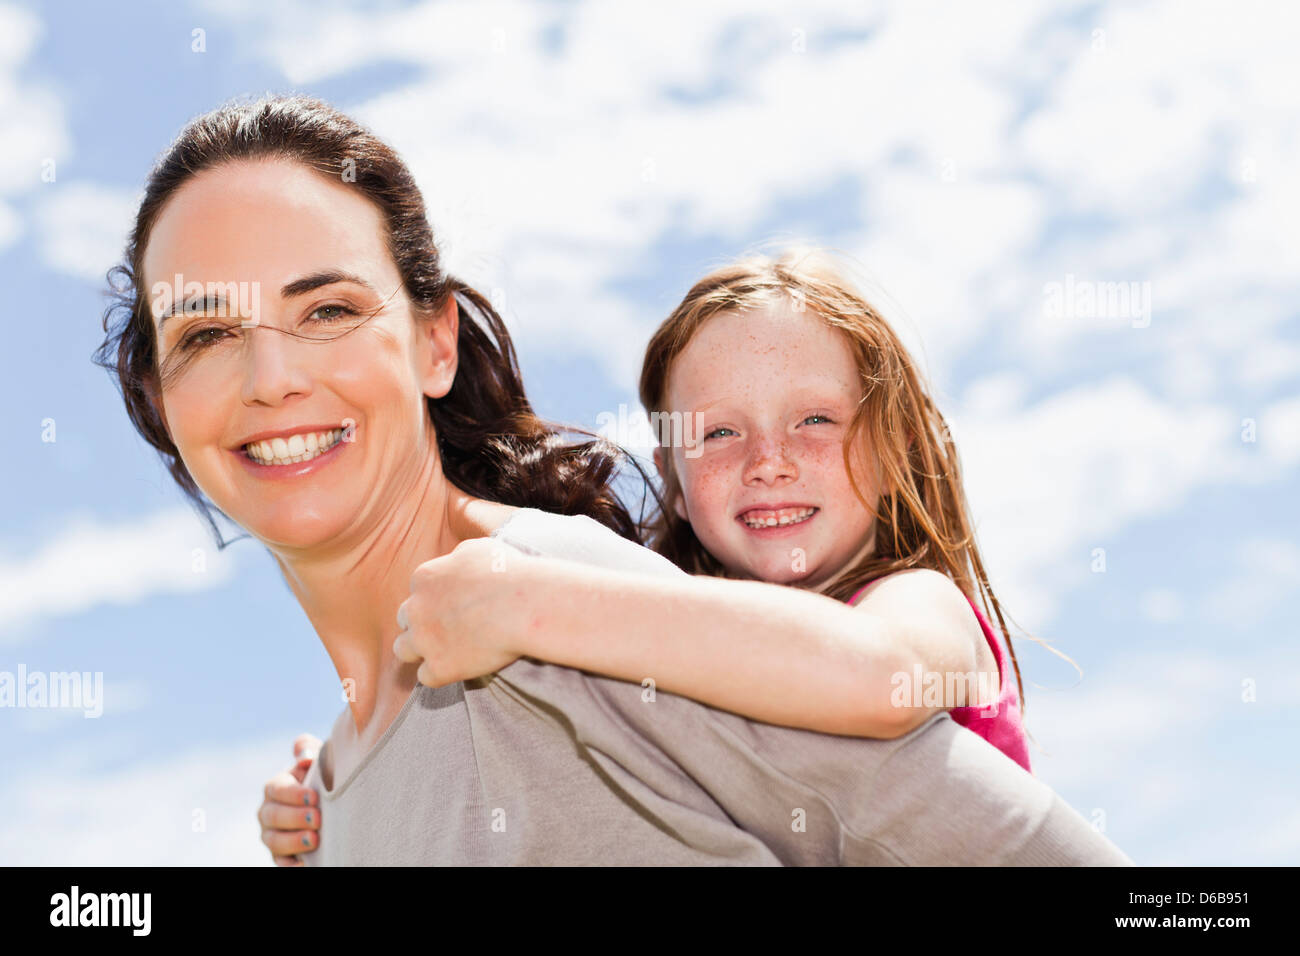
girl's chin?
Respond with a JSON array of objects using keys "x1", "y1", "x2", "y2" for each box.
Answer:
[{"x1": 726, "y1": 558, "x2": 821, "y2": 588}]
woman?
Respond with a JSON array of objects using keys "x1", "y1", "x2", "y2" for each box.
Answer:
[{"x1": 96, "y1": 93, "x2": 1132, "y2": 866}]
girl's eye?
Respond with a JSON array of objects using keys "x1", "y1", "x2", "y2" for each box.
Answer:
[
  {"x1": 705, "y1": 427, "x2": 737, "y2": 440},
  {"x1": 802, "y1": 414, "x2": 833, "y2": 426}
]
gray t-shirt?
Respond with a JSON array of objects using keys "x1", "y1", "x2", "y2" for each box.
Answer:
[{"x1": 301, "y1": 507, "x2": 1132, "y2": 866}]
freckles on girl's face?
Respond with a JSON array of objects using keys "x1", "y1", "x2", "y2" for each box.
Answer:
[
  {"x1": 141, "y1": 157, "x2": 435, "y2": 550},
  {"x1": 664, "y1": 303, "x2": 883, "y2": 589}
]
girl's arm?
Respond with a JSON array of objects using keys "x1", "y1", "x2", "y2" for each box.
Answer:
[{"x1": 500, "y1": 556, "x2": 994, "y2": 739}]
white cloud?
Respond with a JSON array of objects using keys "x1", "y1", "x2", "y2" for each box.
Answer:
[
  {"x1": 0, "y1": 508, "x2": 240, "y2": 645},
  {"x1": 0, "y1": 732, "x2": 300, "y2": 865},
  {"x1": 1027, "y1": 648, "x2": 1300, "y2": 864},
  {"x1": 32, "y1": 181, "x2": 140, "y2": 283},
  {"x1": 175, "y1": 0, "x2": 1057, "y2": 390},
  {"x1": 952, "y1": 377, "x2": 1249, "y2": 627},
  {"x1": 1018, "y1": 1, "x2": 1300, "y2": 214},
  {"x1": 1258, "y1": 395, "x2": 1300, "y2": 470},
  {"x1": 0, "y1": 2, "x2": 70, "y2": 254}
]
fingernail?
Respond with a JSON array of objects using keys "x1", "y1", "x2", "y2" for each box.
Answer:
[
  {"x1": 302, "y1": 834, "x2": 312, "y2": 848},
  {"x1": 305, "y1": 810, "x2": 313, "y2": 824},
  {"x1": 303, "y1": 794, "x2": 311, "y2": 806}
]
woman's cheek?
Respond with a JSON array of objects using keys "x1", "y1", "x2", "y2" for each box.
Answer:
[{"x1": 166, "y1": 403, "x2": 215, "y2": 484}]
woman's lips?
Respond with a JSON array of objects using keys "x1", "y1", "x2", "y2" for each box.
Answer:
[{"x1": 232, "y1": 433, "x2": 349, "y2": 482}]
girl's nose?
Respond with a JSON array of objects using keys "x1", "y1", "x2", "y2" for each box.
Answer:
[{"x1": 743, "y1": 438, "x2": 797, "y2": 485}]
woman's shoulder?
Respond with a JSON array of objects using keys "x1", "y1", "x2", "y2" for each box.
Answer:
[{"x1": 489, "y1": 507, "x2": 687, "y2": 579}]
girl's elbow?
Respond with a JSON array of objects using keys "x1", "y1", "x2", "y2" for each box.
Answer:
[{"x1": 845, "y1": 700, "x2": 931, "y2": 739}]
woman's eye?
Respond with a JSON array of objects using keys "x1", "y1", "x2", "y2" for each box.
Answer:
[
  {"x1": 180, "y1": 326, "x2": 228, "y2": 350},
  {"x1": 310, "y1": 303, "x2": 358, "y2": 323},
  {"x1": 704, "y1": 427, "x2": 737, "y2": 440},
  {"x1": 802, "y1": 414, "x2": 833, "y2": 425}
]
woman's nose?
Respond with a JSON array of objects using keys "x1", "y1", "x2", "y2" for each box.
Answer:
[{"x1": 239, "y1": 325, "x2": 315, "y2": 406}]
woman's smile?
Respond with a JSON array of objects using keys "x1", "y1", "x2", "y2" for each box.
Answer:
[{"x1": 234, "y1": 426, "x2": 352, "y2": 481}]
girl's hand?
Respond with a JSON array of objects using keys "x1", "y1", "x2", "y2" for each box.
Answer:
[
  {"x1": 258, "y1": 733, "x2": 322, "y2": 866},
  {"x1": 393, "y1": 535, "x2": 536, "y2": 688}
]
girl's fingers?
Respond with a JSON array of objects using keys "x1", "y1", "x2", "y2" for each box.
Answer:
[
  {"x1": 262, "y1": 826, "x2": 318, "y2": 857},
  {"x1": 392, "y1": 629, "x2": 421, "y2": 664},
  {"x1": 264, "y1": 772, "x2": 318, "y2": 809},
  {"x1": 258, "y1": 799, "x2": 320, "y2": 831},
  {"x1": 293, "y1": 733, "x2": 322, "y2": 759},
  {"x1": 273, "y1": 854, "x2": 304, "y2": 867}
]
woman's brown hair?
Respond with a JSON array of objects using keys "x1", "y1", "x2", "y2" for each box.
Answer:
[
  {"x1": 639, "y1": 247, "x2": 1063, "y2": 720},
  {"x1": 93, "y1": 92, "x2": 649, "y2": 548}
]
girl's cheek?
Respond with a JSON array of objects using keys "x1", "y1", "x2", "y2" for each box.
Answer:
[
  {"x1": 679, "y1": 456, "x2": 735, "y2": 514},
  {"x1": 801, "y1": 435, "x2": 849, "y2": 475}
]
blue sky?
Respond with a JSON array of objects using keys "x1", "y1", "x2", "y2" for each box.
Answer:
[{"x1": 1, "y1": 0, "x2": 1297, "y2": 865}]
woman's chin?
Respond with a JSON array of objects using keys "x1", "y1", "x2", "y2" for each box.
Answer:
[{"x1": 243, "y1": 511, "x2": 348, "y2": 550}]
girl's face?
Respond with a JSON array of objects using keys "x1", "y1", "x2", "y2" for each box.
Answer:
[
  {"x1": 141, "y1": 157, "x2": 457, "y2": 550},
  {"x1": 661, "y1": 302, "x2": 882, "y2": 589}
]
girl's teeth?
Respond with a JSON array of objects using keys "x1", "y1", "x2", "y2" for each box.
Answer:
[
  {"x1": 247, "y1": 429, "x2": 342, "y2": 466},
  {"x1": 741, "y1": 507, "x2": 817, "y2": 528}
]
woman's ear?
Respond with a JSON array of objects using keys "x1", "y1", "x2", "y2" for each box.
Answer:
[{"x1": 420, "y1": 293, "x2": 460, "y2": 400}]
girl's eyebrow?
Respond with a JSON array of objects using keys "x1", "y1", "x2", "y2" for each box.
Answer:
[{"x1": 155, "y1": 269, "x2": 379, "y2": 334}]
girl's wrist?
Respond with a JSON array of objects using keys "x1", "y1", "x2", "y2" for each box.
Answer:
[{"x1": 499, "y1": 552, "x2": 554, "y2": 659}]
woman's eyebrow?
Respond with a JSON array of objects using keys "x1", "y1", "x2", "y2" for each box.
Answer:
[{"x1": 279, "y1": 269, "x2": 378, "y2": 299}]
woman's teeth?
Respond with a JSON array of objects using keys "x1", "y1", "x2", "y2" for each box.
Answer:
[
  {"x1": 740, "y1": 506, "x2": 817, "y2": 529},
  {"x1": 245, "y1": 428, "x2": 343, "y2": 466}
]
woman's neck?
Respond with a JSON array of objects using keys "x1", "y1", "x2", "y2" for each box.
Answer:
[{"x1": 268, "y1": 438, "x2": 501, "y2": 739}]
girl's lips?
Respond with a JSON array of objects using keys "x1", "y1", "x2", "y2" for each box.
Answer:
[
  {"x1": 735, "y1": 507, "x2": 819, "y2": 538},
  {"x1": 232, "y1": 433, "x2": 348, "y2": 482}
]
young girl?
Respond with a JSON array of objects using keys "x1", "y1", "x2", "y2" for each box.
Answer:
[{"x1": 260, "y1": 247, "x2": 1037, "y2": 864}]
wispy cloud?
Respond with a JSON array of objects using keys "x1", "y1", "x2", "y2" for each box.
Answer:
[
  {"x1": 0, "y1": 1, "x2": 71, "y2": 254},
  {"x1": 0, "y1": 508, "x2": 240, "y2": 645},
  {"x1": 32, "y1": 182, "x2": 140, "y2": 283},
  {"x1": 0, "y1": 732, "x2": 298, "y2": 865}
]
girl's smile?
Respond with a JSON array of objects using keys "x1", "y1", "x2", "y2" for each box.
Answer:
[{"x1": 736, "y1": 503, "x2": 820, "y2": 534}]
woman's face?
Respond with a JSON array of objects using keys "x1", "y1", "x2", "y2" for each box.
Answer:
[
  {"x1": 661, "y1": 303, "x2": 882, "y2": 589},
  {"x1": 141, "y1": 157, "x2": 457, "y2": 549}
]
